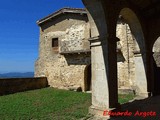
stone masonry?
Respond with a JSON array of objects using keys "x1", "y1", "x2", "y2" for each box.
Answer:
[
  {"x1": 153, "y1": 37, "x2": 160, "y2": 67},
  {"x1": 116, "y1": 22, "x2": 135, "y2": 90}
]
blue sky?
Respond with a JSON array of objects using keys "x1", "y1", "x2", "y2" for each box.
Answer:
[{"x1": 0, "y1": 0, "x2": 84, "y2": 73}]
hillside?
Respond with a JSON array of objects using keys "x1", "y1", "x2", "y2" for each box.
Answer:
[{"x1": 0, "y1": 72, "x2": 34, "y2": 78}]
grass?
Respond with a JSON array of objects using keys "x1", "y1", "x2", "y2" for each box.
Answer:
[
  {"x1": 0, "y1": 87, "x2": 91, "y2": 120},
  {"x1": 118, "y1": 94, "x2": 135, "y2": 104},
  {"x1": 0, "y1": 87, "x2": 135, "y2": 120}
]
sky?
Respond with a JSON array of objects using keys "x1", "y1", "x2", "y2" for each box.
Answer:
[{"x1": 0, "y1": 0, "x2": 84, "y2": 73}]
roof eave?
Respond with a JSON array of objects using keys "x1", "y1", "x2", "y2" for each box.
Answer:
[{"x1": 37, "y1": 8, "x2": 87, "y2": 26}]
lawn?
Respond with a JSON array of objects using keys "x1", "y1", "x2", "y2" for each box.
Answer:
[
  {"x1": 0, "y1": 87, "x2": 134, "y2": 120},
  {"x1": 118, "y1": 94, "x2": 135, "y2": 104}
]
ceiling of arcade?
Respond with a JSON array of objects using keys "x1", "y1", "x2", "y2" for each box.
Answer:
[{"x1": 128, "y1": 0, "x2": 160, "y2": 18}]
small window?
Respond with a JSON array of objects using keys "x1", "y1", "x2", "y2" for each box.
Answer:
[{"x1": 52, "y1": 38, "x2": 58, "y2": 47}]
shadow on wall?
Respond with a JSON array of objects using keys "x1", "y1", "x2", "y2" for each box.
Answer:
[
  {"x1": 0, "y1": 77, "x2": 49, "y2": 96},
  {"x1": 64, "y1": 54, "x2": 91, "y2": 65},
  {"x1": 117, "y1": 52, "x2": 125, "y2": 62}
]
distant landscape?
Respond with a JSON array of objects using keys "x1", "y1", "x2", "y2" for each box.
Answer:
[{"x1": 0, "y1": 72, "x2": 34, "y2": 78}]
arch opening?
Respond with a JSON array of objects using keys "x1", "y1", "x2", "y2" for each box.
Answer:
[{"x1": 116, "y1": 8, "x2": 148, "y2": 97}]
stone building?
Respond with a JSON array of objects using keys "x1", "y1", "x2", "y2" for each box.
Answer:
[
  {"x1": 35, "y1": 8, "x2": 138, "y2": 92},
  {"x1": 35, "y1": 8, "x2": 91, "y2": 91}
]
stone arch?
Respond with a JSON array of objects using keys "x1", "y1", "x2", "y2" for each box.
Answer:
[
  {"x1": 84, "y1": 64, "x2": 91, "y2": 91},
  {"x1": 119, "y1": 8, "x2": 146, "y2": 54},
  {"x1": 118, "y1": 8, "x2": 148, "y2": 97}
]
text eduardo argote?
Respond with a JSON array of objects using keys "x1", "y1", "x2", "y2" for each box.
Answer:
[{"x1": 103, "y1": 110, "x2": 156, "y2": 118}]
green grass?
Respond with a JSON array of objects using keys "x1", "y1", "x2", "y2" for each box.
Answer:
[
  {"x1": 0, "y1": 87, "x2": 134, "y2": 120},
  {"x1": 0, "y1": 87, "x2": 91, "y2": 120},
  {"x1": 118, "y1": 93, "x2": 135, "y2": 104}
]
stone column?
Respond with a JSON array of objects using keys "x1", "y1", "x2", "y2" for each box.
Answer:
[
  {"x1": 107, "y1": 36, "x2": 119, "y2": 109},
  {"x1": 134, "y1": 51, "x2": 148, "y2": 97},
  {"x1": 82, "y1": 0, "x2": 119, "y2": 118},
  {"x1": 89, "y1": 36, "x2": 119, "y2": 117}
]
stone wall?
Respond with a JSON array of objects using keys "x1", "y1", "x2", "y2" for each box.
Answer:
[
  {"x1": 35, "y1": 54, "x2": 91, "y2": 91},
  {"x1": 60, "y1": 23, "x2": 90, "y2": 53},
  {"x1": 153, "y1": 37, "x2": 160, "y2": 67},
  {"x1": 116, "y1": 23, "x2": 135, "y2": 89},
  {"x1": 153, "y1": 37, "x2": 160, "y2": 53},
  {"x1": 0, "y1": 77, "x2": 48, "y2": 96},
  {"x1": 117, "y1": 23, "x2": 148, "y2": 95},
  {"x1": 153, "y1": 52, "x2": 160, "y2": 67}
]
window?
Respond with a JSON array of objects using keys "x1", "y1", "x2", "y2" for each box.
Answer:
[
  {"x1": 52, "y1": 38, "x2": 58, "y2": 47},
  {"x1": 52, "y1": 38, "x2": 59, "y2": 52}
]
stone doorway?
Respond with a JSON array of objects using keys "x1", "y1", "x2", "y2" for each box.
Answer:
[{"x1": 84, "y1": 64, "x2": 91, "y2": 91}]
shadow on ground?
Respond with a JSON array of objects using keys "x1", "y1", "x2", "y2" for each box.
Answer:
[{"x1": 109, "y1": 95, "x2": 160, "y2": 120}]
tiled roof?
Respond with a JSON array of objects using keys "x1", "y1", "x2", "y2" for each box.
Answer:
[{"x1": 37, "y1": 7, "x2": 87, "y2": 25}]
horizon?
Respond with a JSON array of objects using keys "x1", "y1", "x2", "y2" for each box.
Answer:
[
  {"x1": 0, "y1": 0, "x2": 84, "y2": 73},
  {"x1": 0, "y1": 71, "x2": 34, "y2": 74}
]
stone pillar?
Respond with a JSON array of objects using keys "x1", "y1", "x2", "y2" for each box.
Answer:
[
  {"x1": 89, "y1": 36, "x2": 119, "y2": 117},
  {"x1": 82, "y1": 0, "x2": 119, "y2": 118},
  {"x1": 134, "y1": 51, "x2": 148, "y2": 97},
  {"x1": 107, "y1": 36, "x2": 119, "y2": 109}
]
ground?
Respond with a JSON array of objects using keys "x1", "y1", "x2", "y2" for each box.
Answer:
[{"x1": 0, "y1": 87, "x2": 134, "y2": 120}]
